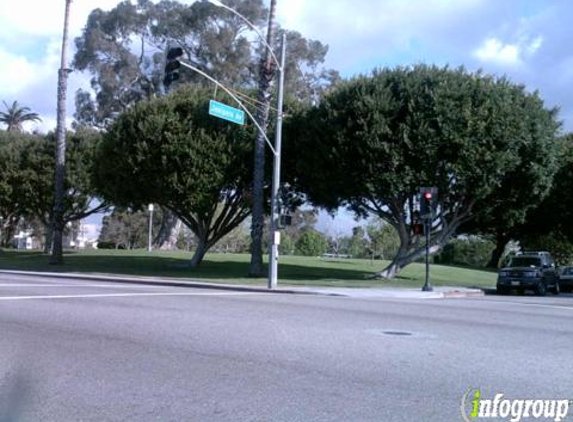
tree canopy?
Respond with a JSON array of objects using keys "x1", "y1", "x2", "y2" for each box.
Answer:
[
  {"x1": 516, "y1": 134, "x2": 573, "y2": 262},
  {"x1": 95, "y1": 86, "x2": 255, "y2": 266},
  {"x1": 285, "y1": 65, "x2": 561, "y2": 278},
  {"x1": 73, "y1": 0, "x2": 338, "y2": 127},
  {"x1": 98, "y1": 208, "x2": 163, "y2": 250},
  {"x1": 73, "y1": 0, "x2": 340, "y2": 271},
  {"x1": 0, "y1": 131, "x2": 38, "y2": 245},
  {"x1": 0, "y1": 129, "x2": 105, "y2": 248},
  {"x1": 461, "y1": 129, "x2": 567, "y2": 266}
]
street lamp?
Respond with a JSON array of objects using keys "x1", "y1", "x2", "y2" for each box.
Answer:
[{"x1": 206, "y1": 0, "x2": 286, "y2": 289}]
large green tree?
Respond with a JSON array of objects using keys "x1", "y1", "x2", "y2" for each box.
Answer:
[
  {"x1": 461, "y1": 132, "x2": 566, "y2": 267},
  {"x1": 0, "y1": 131, "x2": 38, "y2": 245},
  {"x1": 73, "y1": 0, "x2": 337, "y2": 127},
  {"x1": 73, "y1": 0, "x2": 339, "y2": 274},
  {"x1": 98, "y1": 208, "x2": 163, "y2": 250},
  {"x1": 95, "y1": 86, "x2": 254, "y2": 266},
  {"x1": 20, "y1": 128, "x2": 108, "y2": 251},
  {"x1": 516, "y1": 134, "x2": 573, "y2": 262},
  {"x1": 0, "y1": 129, "x2": 105, "y2": 249},
  {"x1": 286, "y1": 65, "x2": 560, "y2": 278}
]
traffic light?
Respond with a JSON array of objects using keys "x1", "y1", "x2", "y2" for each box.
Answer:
[
  {"x1": 419, "y1": 187, "x2": 438, "y2": 218},
  {"x1": 163, "y1": 47, "x2": 183, "y2": 88}
]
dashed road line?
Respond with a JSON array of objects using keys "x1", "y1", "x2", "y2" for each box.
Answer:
[{"x1": 466, "y1": 298, "x2": 573, "y2": 311}]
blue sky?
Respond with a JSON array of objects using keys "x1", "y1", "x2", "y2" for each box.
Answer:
[{"x1": 0, "y1": 0, "x2": 571, "y2": 235}]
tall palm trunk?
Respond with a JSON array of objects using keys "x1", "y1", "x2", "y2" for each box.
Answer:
[
  {"x1": 50, "y1": 0, "x2": 72, "y2": 264},
  {"x1": 249, "y1": 0, "x2": 277, "y2": 277}
]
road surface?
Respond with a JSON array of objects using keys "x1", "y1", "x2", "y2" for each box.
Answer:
[{"x1": 1, "y1": 273, "x2": 572, "y2": 421}]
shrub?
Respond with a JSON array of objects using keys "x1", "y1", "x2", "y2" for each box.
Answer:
[
  {"x1": 435, "y1": 237, "x2": 495, "y2": 267},
  {"x1": 295, "y1": 230, "x2": 328, "y2": 257}
]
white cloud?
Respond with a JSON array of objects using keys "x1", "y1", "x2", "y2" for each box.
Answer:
[
  {"x1": 0, "y1": 49, "x2": 43, "y2": 97},
  {"x1": 0, "y1": 0, "x2": 129, "y2": 39},
  {"x1": 0, "y1": 40, "x2": 60, "y2": 131},
  {"x1": 0, "y1": 37, "x2": 85, "y2": 133},
  {"x1": 473, "y1": 35, "x2": 544, "y2": 66},
  {"x1": 474, "y1": 38, "x2": 520, "y2": 65},
  {"x1": 277, "y1": 0, "x2": 487, "y2": 73},
  {"x1": 527, "y1": 36, "x2": 543, "y2": 55},
  {"x1": 0, "y1": 0, "x2": 200, "y2": 132},
  {"x1": 0, "y1": 0, "x2": 570, "y2": 132}
]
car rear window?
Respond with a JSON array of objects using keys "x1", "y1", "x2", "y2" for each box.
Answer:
[
  {"x1": 509, "y1": 257, "x2": 542, "y2": 267},
  {"x1": 562, "y1": 267, "x2": 573, "y2": 275}
]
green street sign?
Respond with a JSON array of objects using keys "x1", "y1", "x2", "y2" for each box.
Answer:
[{"x1": 208, "y1": 100, "x2": 245, "y2": 125}]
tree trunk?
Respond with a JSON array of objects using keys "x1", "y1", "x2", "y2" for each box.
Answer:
[
  {"x1": 249, "y1": 0, "x2": 278, "y2": 277},
  {"x1": 487, "y1": 232, "x2": 509, "y2": 268},
  {"x1": 154, "y1": 209, "x2": 178, "y2": 249},
  {"x1": 1, "y1": 218, "x2": 17, "y2": 248},
  {"x1": 160, "y1": 219, "x2": 182, "y2": 251},
  {"x1": 189, "y1": 238, "x2": 209, "y2": 268},
  {"x1": 376, "y1": 259, "x2": 405, "y2": 279},
  {"x1": 372, "y1": 228, "x2": 444, "y2": 280},
  {"x1": 43, "y1": 224, "x2": 53, "y2": 254},
  {"x1": 50, "y1": 0, "x2": 72, "y2": 265},
  {"x1": 50, "y1": 222, "x2": 65, "y2": 263},
  {"x1": 375, "y1": 246, "x2": 429, "y2": 279}
]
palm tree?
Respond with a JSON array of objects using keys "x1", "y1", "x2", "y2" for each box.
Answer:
[
  {"x1": 50, "y1": 0, "x2": 72, "y2": 264},
  {"x1": 0, "y1": 101, "x2": 42, "y2": 132},
  {"x1": 249, "y1": 0, "x2": 278, "y2": 277}
]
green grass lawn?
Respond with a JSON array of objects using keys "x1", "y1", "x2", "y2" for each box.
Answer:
[{"x1": 0, "y1": 249, "x2": 497, "y2": 289}]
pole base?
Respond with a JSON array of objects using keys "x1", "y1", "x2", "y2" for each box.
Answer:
[{"x1": 422, "y1": 285, "x2": 433, "y2": 292}]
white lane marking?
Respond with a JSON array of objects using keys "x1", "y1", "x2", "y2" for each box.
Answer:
[
  {"x1": 0, "y1": 283, "x2": 166, "y2": 288},
  {"x1": 472, "y1": 298, "x2": 573, "y2": 311},
  {"x1": 0, "y1": 292, "x2": 262, "y2": 301}
]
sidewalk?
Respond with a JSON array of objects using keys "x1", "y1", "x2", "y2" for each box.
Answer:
[{"x1": 0, "y1": 269, "x2": 485, "y2": 299}]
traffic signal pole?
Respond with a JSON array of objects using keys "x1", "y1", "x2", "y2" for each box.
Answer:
[
  {"x1": 420, "y1": 187, "x2": 437, "y2": 292},
  {"x1": 268, "y1": 33, "x2": 286, "y2": 289},
  {"x1": 422, "y1": 218, "x2": 432, "y2": 292},
  {"x1": 164, "y1": 2, "x2": 286, "y2": 289}
]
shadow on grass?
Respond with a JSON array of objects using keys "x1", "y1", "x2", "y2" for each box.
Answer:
[
  {"x1": 433, "y1": 262, "x2": 499, "y2": 273},
  {"x1": 0, "y1": 251, "x2": 371, "y2": 283}
]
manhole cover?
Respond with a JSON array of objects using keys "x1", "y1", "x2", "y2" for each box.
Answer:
[
  {"x1": 366, "y1": 329, "x2": 436, "y2": 339},
  {"x1": 382, "y1": 330, "x2": 412, "y2": 336}
]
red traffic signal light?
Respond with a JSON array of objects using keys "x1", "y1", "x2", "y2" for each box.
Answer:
[{"x1": 419, "y1": 187, "x2": 438, "y2": 218}]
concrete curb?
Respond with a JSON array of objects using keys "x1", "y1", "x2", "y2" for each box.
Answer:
[
  {"x1": 0, "y1": 269, "x2": 486, "y2": 299},
  {"x1": 0, "y1": 269, "x2": 344, "y2": 297}
]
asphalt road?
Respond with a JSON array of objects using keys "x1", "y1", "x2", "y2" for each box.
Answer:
[{"x1": 1, "y1": 273, "x2": 572, "y2": 422}]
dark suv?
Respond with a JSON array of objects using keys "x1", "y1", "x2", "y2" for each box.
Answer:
[{"x1": 497, "y1": 252, "x2": 559, "y2": 296}]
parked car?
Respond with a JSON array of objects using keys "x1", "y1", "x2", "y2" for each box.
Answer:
[
  {"x1": 558, "y1": 266, "x2": 573, "y2": 292},
  {"x1": 497, "y1": 252, "x2": 559, "y2": 296}
]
